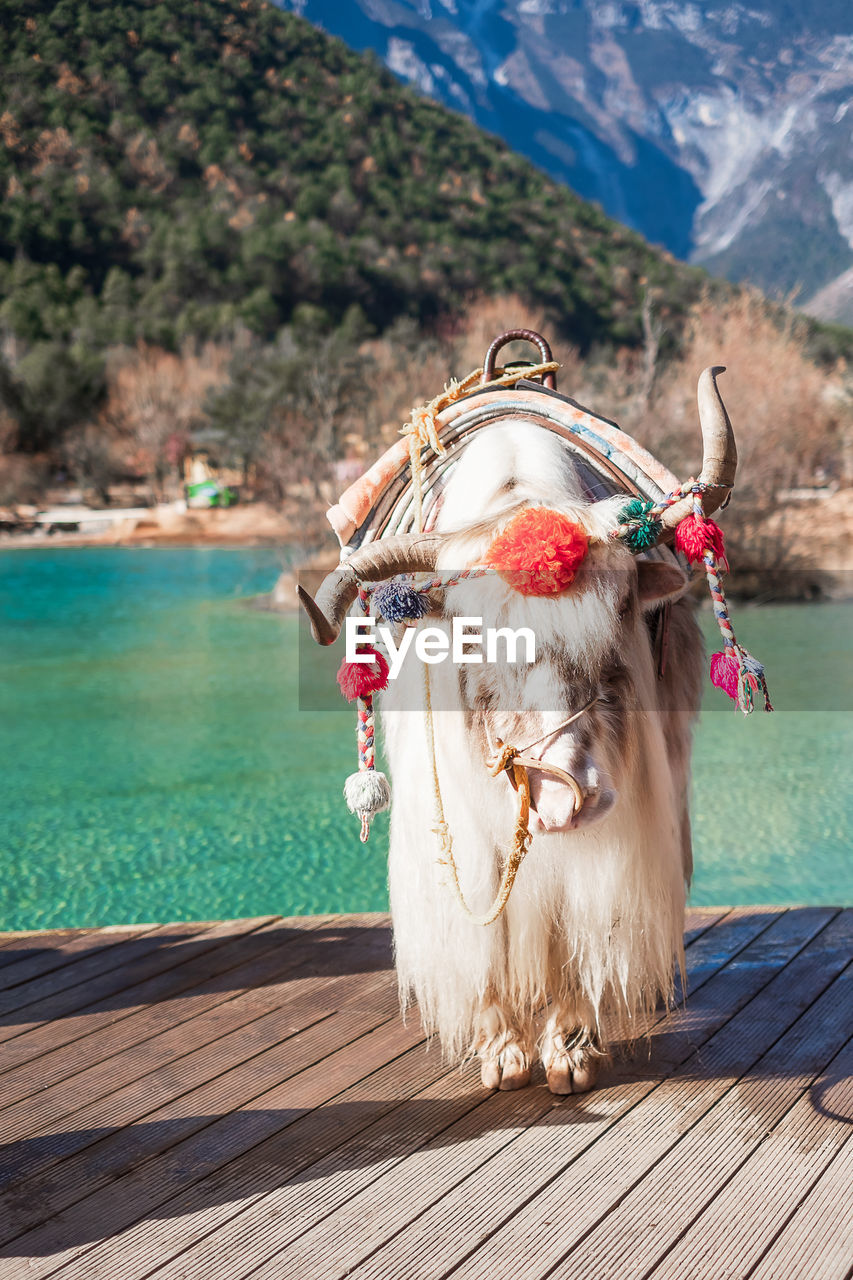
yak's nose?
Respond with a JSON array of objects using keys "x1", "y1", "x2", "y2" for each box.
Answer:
[
  {"x1": 527, "y1": 771, "x2": 615, "y2": 833},
  {"x1": 526, "y1": 768, "x2": 582, "y2": 831}
]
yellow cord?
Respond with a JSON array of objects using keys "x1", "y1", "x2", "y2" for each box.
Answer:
[
  {"x1": 422, "y1": 632, "x2": 534, "y2": 927},
  {"x1": 401, "y1": 361, "x2": 559, "y2": 532}
]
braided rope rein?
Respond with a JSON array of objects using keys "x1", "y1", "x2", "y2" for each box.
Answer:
[
  {"x1": 689, "y1": 487, "x2": 773, "y2": 714},
  {"x1": 350, "y1": 569, "x2": 489, "y2": 841},
  {"x1": 399, "y1": 358, "x2": 559, "y2": 924},
  {"x1": 612, "y1": 479, "x2": 773, "y2": 715},
  {"x1": 351, "y1": 585, "x2": 380, "y2": 841},
  {"x1": 349, "y1": 557, "x2": 541, "y2": 920}
]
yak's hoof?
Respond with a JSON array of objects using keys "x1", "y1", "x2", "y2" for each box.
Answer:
[
  {"x1": 544, "y1": 1040, "x2": 601, "y2": 1095},
  {"x1": 480, "y1": 1043, "x2": 531, "y2": 1091}
]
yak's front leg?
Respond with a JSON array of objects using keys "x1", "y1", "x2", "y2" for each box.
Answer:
[
  {"x1": 541, "y1": 1007, "x2": 604, "y2": 1095},
  {"x1": 474, "y1": 1003, "x2": 533, "y2": 1091}
]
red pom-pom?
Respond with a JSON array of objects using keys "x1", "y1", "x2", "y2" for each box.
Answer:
[
  {"x1": 675, "y1": 513, "x2": 727, "y2": 568},
  {"x1": 710, "y1": 649, "x2": 740, "y2": 702},
  {"x1": 337, "y1": 647, "x2": 389, "y2": 702},
  {"x1": 486, "y1": 508, "x2": 589, "y2": 596}
]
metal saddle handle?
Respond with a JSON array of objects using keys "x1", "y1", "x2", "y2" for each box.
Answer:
[{"x1": 482, "y1": 329, "x2": 557, "y2": 390}]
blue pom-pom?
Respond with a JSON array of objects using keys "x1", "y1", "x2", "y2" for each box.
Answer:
[{"x1": 373, "y1": 580, "x2": 431, "y2": 624}]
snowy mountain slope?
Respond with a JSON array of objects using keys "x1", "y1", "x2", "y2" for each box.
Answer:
[{"x1": 281, "y1": 0, "x2": 853, "y2": 322}]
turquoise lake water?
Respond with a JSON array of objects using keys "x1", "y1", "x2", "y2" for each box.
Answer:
[{"x1": 1, "y1": 547, "x2": 850, "y2": 930}]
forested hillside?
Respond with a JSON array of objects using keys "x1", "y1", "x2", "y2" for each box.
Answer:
[
  {"x1": 0, "y1": 0, "x2": 712, "y2": 363},
  {"x1": 0, "y1": 0, "x2": 849, "y2": 573}
]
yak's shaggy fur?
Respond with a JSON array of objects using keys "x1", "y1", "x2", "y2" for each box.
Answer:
[{"x1": 380, "y1": 424, "x2": 704, "y2": 1085}]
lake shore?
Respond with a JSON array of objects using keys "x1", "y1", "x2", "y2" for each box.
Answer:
[
  {"x1": 0, "y1": 501, "x2": 302, "y2": 550},
  {"x1": 2, "y1": 490, "x2": 852, "y2": 602}
]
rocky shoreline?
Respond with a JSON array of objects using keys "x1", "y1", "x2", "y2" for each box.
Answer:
[
  {"x1": 0, "y1": 501, "x2": 300, "y2": 550},
  {"x1": 3, "y1": 491, "x2": 851, "y2": 604}
]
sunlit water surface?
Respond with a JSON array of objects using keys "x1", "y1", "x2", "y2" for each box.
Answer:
[{"x1": 1, "y1": 548, "x2": 850, "y2": 929}]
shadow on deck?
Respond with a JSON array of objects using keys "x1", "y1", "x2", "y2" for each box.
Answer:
[{"x1": 0, "y1": 906, "x2": 849, "y2": 1279}]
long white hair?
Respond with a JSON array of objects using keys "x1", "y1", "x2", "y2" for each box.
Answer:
[{"x1": 380, "y1": 424, "x2": 696, "y2": 1059}]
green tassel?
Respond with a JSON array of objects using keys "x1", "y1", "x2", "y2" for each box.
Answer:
[
  {"x1": 618, "y1": 498, "x2": 661, "y2": 552},
  {"x1": 619, "y1": 498, "x2": 654, "y2": 522}
]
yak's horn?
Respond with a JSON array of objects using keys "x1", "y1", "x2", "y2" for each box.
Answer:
[
  {"x1": 590, "y1": 366, "x2": 738, "y2": 542},
  {"x1": 297, "y1": 532, "x2": 448, "y2": 645},
  {"x1": 658, "y1": 365, "x2": 737, "y2": 533},
  {"x1": 296, "y1": 573, "x2": 359, "y2": 647}
]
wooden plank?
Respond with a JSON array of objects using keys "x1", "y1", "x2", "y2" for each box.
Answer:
[
  {"x1": 0, "y1": 919, "x2": 259, "y2": 1038},
  {"x1": 748, "y1": 1133, "x2": 853, "y2": 1280},
  {"x1": 0, "y1": 939, "x2": 400, "y2": 1255},
  {"x1": 0, "y1": 943, "x2": 53, "y2": 972},
  {"x1": 0, "y1": 926, "x2": 154, "y2": 981},
  {"x1": 0, "y1": 918, "x2": 392, "y2": 1142},
  {"x1": 0, "y1": 930, "x2": 72, "y2": 948},
  {"x1": 160, "y1": 1071, "x2": 564, "y2": 1280},
  {"x1": 678, "y1": 905, "x2": 784, "y2": 994},
  {"x1": 644, "y1": 1029, "x2": 853, "y2": 1279},
  {"x1": 683, "y1": 907, "x2": 731, "y2": 948},
  {"x1": 0, "y1": 913, "x2": 361, "y2": 1109},
  {"x1": 412, "y1": 909, "x2": 846, "y2": 1280},
  {"x1": 1, "y1": 938, "x2": 357, "y2": 1141},
  {"x1": 0, "y1": 924, "x2": 151, "y2": 948},
  {"x1": 553, "y1": 958, "x2": 853, "y2": 1277},
  {"x1": 0, "y1": 1000, "x2": 391, "y2": 1258},
  {"x1": 0, "y1": 907, "x2": 818, "y2": 1280},
  {"x1": 95, "y1": 910, "x2": 786, "y2": 1280},
  {"x1": 0, "y1": 981, "x2": 378, "y2": 1234},
  {"x1": 0, "y1": 923, "x2": 394, "y2": 1199},
  {"x1": 0, "y1": 913, "x2": 366, "y2": 1029},
  {"x1": 131, "y1": 1045, "x2": 492, "y2": 1280},
  {"x1": 0, "y1": 995, "x2": 334, "y2": 1211},
  {"x1": 0, "y1": 924, "x2": 165, "y2": 999},
  {"x1": 0, "y1": 913, "x2": 349, "y2": 1076},
  {"x1": 0, "y1": 982, "x2": 409, "y2": 1276},
  {"x1": 285, "y1": 908, "x2": 837, "y2": 1280}
]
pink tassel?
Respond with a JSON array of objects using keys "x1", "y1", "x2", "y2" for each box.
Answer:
[
  {"x1": 336, "y1": 647, "x2": 389, "y2": 702},
  {"x1": 675, "y1": 514, "x2": 728, "y2": 570},
  {"x1": 710, "y1": 649, "x2": 740, "y2": 703}
]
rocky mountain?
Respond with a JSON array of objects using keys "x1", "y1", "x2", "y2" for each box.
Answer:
[
  {"x1": 281, "y1": 0, "x2": 853, "y2": 323},
  {"x1": 0, "y1": 0, "x2": 734, "y2": 406}
]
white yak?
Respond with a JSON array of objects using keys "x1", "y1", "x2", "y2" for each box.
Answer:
[{"x1": 299, "y1": 367, "x2": 735, "y2": 1093}]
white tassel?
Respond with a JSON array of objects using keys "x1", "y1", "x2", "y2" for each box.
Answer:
[{"x1": 344, "y1": 770, "x2": 392, "y2": 842}]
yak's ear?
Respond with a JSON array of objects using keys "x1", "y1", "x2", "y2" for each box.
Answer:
[{"x1": 636, "y1": 559, "x2": 688, "y2": 608}]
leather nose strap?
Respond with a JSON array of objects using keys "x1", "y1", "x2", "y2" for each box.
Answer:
[
  {"x1": 489, "y1": 745, "x2": 585, "y2": 815},
  {"x1": 507, "y1": 754, "x2": 585, "y2": 814}
]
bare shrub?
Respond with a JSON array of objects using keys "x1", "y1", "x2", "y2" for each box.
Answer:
[
  {"x1": 107, "y1": 342, "x2": 230, "y2": 498},
  {"x1": 61, "y1": 422, "x2": 122, "y2": 506},
  {"x1": 0, "y1": 455, "x2": 48, "y2": 507},
  {"x1": 638, "y1": 290, "x2": 844, "y2": 487},
  {"x1": 352, "y1": 296, "x2": 585, "y2": 460},
  {"x1": 343, "y1": 291, "x2": 851, "y2": 591},
  {"x1": 451, "y1": 294, "x2": 584, "y2": 390},
  {"x1": 631, "y1": 289, "x2": 851, "y2": 581}
]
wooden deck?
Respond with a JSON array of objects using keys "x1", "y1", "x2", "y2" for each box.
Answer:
[{"x1": 0, "y1": 907, "x2": 850, "y2": 1279}]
